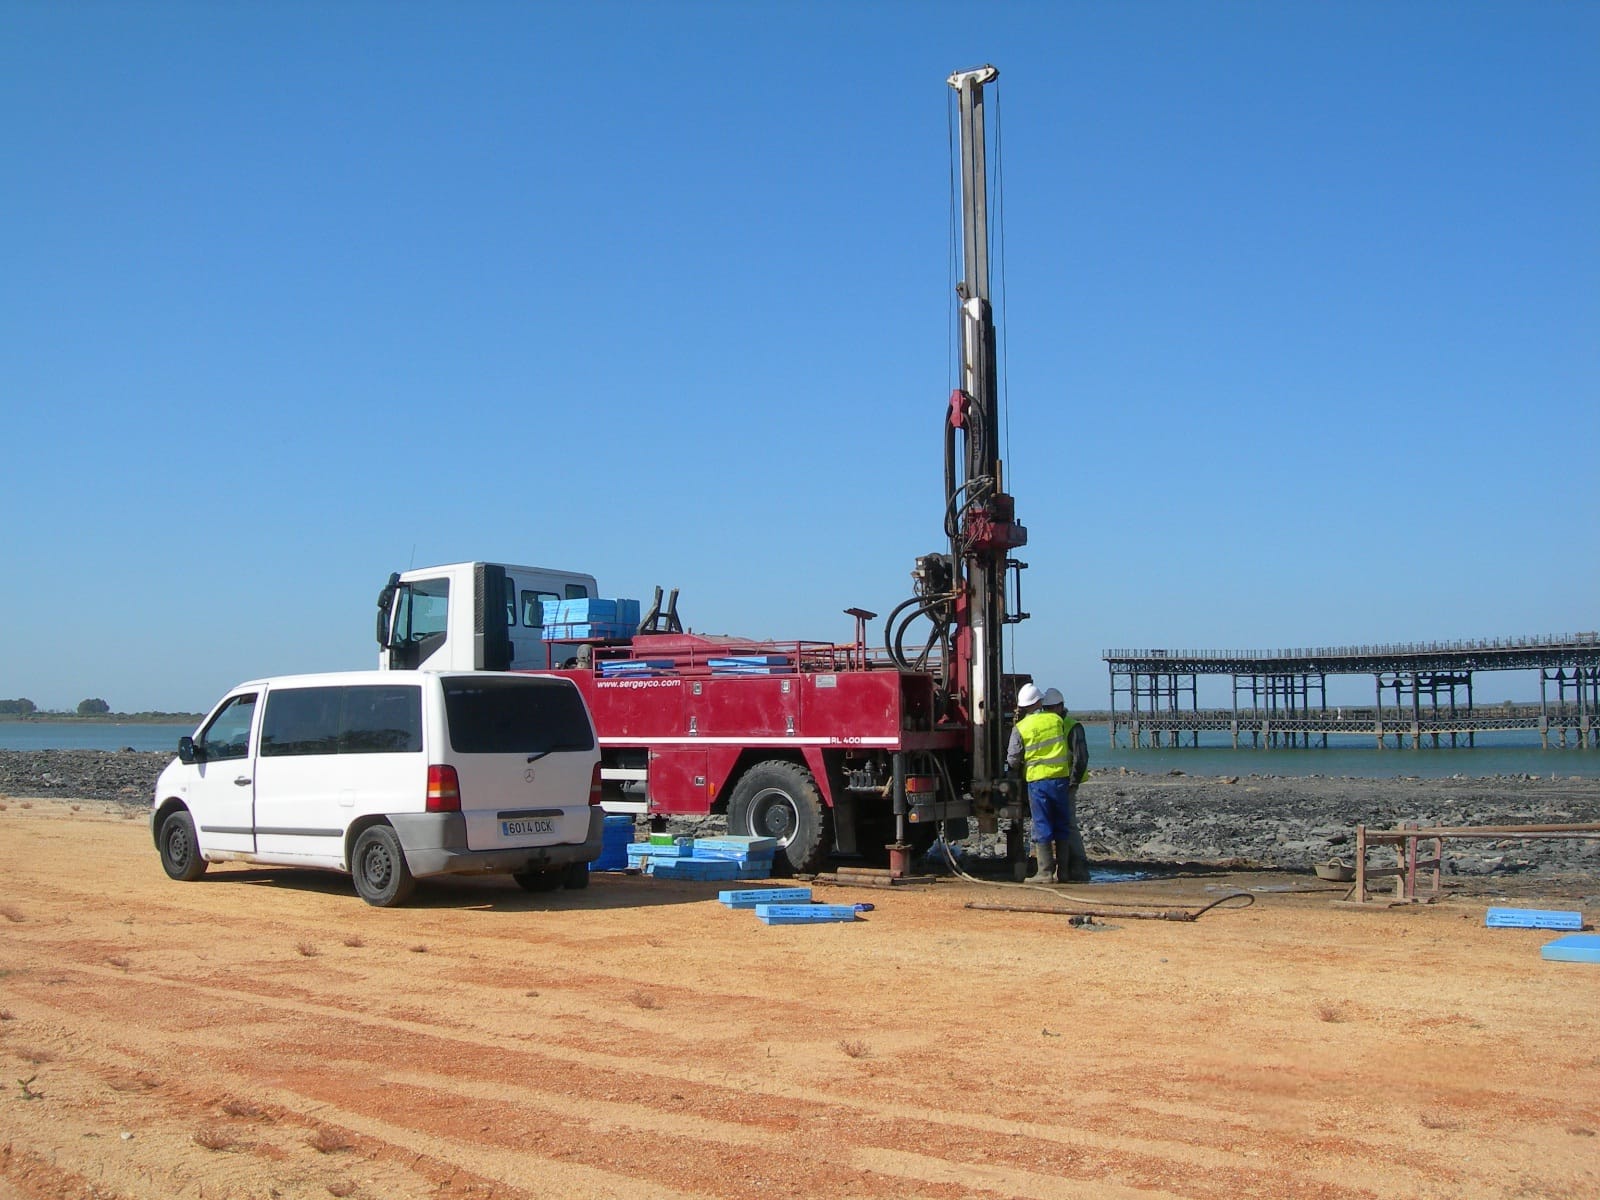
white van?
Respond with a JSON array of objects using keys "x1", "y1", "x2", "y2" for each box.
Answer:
[{"x1": 151, "y1": 670, "x2": 604, "y2": 906}]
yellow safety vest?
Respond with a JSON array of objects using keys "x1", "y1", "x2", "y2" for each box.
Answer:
[{"x1": 1017, "y1": 710, "x2": 1072, "y2": 782}]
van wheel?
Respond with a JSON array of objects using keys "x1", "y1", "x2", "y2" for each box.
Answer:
[
  {"x1": 561, "y1": 862, "x2": 590, "y2": 890},
  {"x1": 513, "y1": 868, "x2": 562, "y2": 893},
  {"x1": 352, "y1": 825, "x2": 415, "y2": 907},
  {"x1": 726, "y1": 760, "x2": 829, "y2": 875},
  {"x1": 158, "y1": 810, "x2": 207, "y2": 881}
]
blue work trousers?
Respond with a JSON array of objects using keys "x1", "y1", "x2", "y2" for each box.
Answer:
[{"x1": 1027, "y1": 777, "x2": 1074, "y2": 844}]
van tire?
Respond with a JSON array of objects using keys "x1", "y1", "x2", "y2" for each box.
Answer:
[
  {"x1": 561, "y1": 862, "x2": 590, "y2": 890},
  {"x1": 158, "y1": 810, "x2": 207, "y2": 882},
  {"x1": 726, "y1": 760, "x2": 829, "y2": 875},
  {"x1": 351, "y1": 825, "x2": 416, "y2": 907},
  {"x1": 512, "y1": 868, "x2": 562, "y2": 893}
]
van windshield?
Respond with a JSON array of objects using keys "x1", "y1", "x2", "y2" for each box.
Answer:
[{"x1": 442, "y1": 677, "x2": 595, "y2": 755}]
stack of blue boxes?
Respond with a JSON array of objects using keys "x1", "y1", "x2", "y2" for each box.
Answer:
[
  {"x1": 541, "y1": 598, "x2": 641, "y2": 642},
  {"x1": 626, "y1": 834, "x2": 778, "y2": 880}
]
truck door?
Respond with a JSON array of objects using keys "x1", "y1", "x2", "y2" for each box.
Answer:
[
  {"x1": 386, "y1": 576, "x2": 452, "y2": 670},
  {"x1": 186, "y1": 691, "x2": 259, "y2": 854}
]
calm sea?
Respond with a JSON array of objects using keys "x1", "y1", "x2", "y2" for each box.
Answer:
[{"x1": 3, "y1": 720, "x2": 1596, "y2": 779}]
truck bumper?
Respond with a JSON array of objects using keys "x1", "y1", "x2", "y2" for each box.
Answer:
[{"x1": 389, "y1": 809, "x2": 605, "y2": 878}]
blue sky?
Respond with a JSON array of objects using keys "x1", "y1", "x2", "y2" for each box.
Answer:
[{"x1": 2, "y1": 1, "x2": 1595, "y2": 712}]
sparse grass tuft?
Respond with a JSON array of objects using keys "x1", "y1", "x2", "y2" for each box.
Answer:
[
  {"x1": 0, "y1": 1010, "x2": 15, "y2": 1021},
  {"x1": 0, "y1": 906, "x2": 25, "y2": 924},
  {"x1": 219, "y1": 1098, "x2": 265, "y2": 1120},
  {"x1": 106, "y1": 955, "x2": 130, "y2": 971},
  {"x1": 626, "y1": 989, "x2": 660, "y2": 1010},
  {"x1": 408, "y1": 944, "x2": 428, "y2": 954},
  {"x1": 18, "y1": 1048, "x2": 55, "y2": 1065},
  {"x1": 296, "y1": 942, "x2": 320, "y2": 958},
  {"x1": 308, "y1": 1127, "x2": 353, "y2": 1154},
  {"x1": 327, "y1": 1181, "x2": 357, "y2": 1197},
  {"x1": 17, "y1": 1075, "x2": 42, "y2": 1100},
  {"x1": 1316, "y1": 1003, "x2": 1349, "y2": 1023},
  {"x1": 69, "y1": 805, "x2": 80, "y2": 812},
  {"x1": 192, "y1": 1126, "x2": 237, "y2": 1151},
  {"x1": 342, "y1": 934, "x2": 364, "y2": 948},
  {"x1": 1419, "y1": 1109, "x2": 1461, "y2": 1131},
  {"x1": 838, "y1": 1038, "x2": 871, "y2": 1059},
  {"x1": 19, "y1": 802, "x2": 31, "y2": 809}
]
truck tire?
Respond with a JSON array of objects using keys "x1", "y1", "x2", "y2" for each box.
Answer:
[
  {"x1": 351, "y1": 824, "x2": 416, "y2": 907},
  {"x1": 158, "y1": 809, "x2": 207, "y2": 882},
  {"x1": 726, "y1": 760, "x2": 829, "y2": 875}
]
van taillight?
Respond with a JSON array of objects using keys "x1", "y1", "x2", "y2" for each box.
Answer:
[
  {"x1": 589, "y1": 762, "x2": 603, "y2": 806},
  {"x1": 427, "y1": 765, "x2": 461, "y2": 813}
]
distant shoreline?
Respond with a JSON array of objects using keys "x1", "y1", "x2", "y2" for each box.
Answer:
[{"x1": 0, "y1": 714, "x2": 202, "y2": 725}]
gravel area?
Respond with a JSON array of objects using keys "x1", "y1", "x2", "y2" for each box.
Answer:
[{"x1": 3, "y1": 750, "x2": 1597, "y2": 878}]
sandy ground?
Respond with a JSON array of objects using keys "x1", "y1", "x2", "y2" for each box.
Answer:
[{"x1": 1, "y1": 798, "x2": 1597, "y2": 1200}]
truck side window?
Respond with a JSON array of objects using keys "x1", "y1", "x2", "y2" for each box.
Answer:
[
  {"x1": 521, "y1": 590, "x2": 557, "y2": 627},
  {"x1": 197, "y1": 694, "x2": 257, "y2": 761},
  {"x1": 396, "y1": 579, "x2": 449, "y2": 642},
  {"x1": 564, "y1": 584, "x2": 589, "y2": 599}
]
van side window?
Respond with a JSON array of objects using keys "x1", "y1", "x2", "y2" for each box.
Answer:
[
  {"x1": 564, "y1": 583, "x2": 589, "y2": 599},
  {"x1": 198, "y1": 694, "x2": 257, "y2": 761},
  {"x1": 260, "y1": 687, "x2": 342, "y2": 757},
  {"x1": 261, "y1": 686, "x2": 422, "y2": 758},
  {"x1": 505, "y1": 577, "x2": 517, "y2": 628},
  {"x1": 340, "y1": 685, "x2": 423, "y2": 753},
  {"x1": 521, "y1": 590, "x2": 558, "y2": 627}
]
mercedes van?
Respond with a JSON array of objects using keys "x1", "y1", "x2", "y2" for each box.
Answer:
[{"x1": 151, "y1": 670, "x2": 603, "y2": 906}]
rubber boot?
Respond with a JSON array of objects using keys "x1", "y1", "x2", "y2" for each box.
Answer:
[
  {"x1": 1026, "y1": 842, "x2": 1055, "y2": 884},
  {"x1": 1059, "y1": 840, "x2": 1091, "y2": 883}
]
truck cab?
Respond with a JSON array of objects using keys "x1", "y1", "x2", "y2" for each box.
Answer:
[{"x1": 377, "y1": 562, "x2": 599, "y2": 673}]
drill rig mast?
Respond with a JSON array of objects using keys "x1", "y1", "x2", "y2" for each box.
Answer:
[{"x1": 888, "y1": 64, "x2": 1029, "y2": 848}]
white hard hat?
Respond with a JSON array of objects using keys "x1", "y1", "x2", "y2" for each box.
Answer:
[
  {"x1": 1042, "y1": 687, "x2": 1064, "y2": 708},
  {"x1": 1016, "y1": 683, "x2": 1044, "y2": 709}
]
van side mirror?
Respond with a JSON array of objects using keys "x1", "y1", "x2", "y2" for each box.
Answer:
[{"x1": 177, "y1": 736, "x2": 198, "y2": 764}]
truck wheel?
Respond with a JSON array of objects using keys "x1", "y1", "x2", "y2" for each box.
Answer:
[
  {"x1": 560, "y1": 862, "x2": 590, "y2": 890},
  {"x1": 512, "y1": 868, "x2": 562, "y2": 892},
  {"x1": 726, "y1": 761, "x2": 829, "y2": 875},
  {"x1": 351, "y1": 825, "x2": 416, "y2": 907},
  {"x1": 158, "y1": 809, "x2": 207, "y2": 882}
]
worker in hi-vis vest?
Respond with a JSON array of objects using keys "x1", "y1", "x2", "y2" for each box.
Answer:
[
  {"x1": 1005, "y1": 682, "x2": 1079, "y2": 883},
  {"x1": 1042, "y1": 687, "x2": 1091, "y2": 882}
]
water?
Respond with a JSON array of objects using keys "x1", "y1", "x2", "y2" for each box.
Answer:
[
  {"x1": 1085, "y1": 724, "x2": 1600, "y2": 779},
  {"x1": 0, "y1": 723, "x2": 194, "y2": 752},
  {"x1": 2, "y1": 719, "x2": 1595, "y2": 779}
]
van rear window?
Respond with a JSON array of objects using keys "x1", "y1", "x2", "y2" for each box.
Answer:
[
  {"x1": 261, "y1": 685, "x2": 423, "y2": 757},
  {"x1": 442, "y1": 677, "x2": 595, "y2": 755}
]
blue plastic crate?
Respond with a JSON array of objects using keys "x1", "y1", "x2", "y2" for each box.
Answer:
[
  {"x1": 1541, "y1": 934, "x2": 1600, "y2": 963},
  {"x1": 590, "y1": 815, "x2": 636, "y2": 871},
  {"x1": 693, "y1": 836, "x2": 779, "y2": 858},
  {"x1": 753, "y1": 903, "x2": 860, "y2": 925},
  {"x1": 648, "y1": 858, "x2": 742, "y2": 881},
  {"x1": 1486, "y1": 907, "x2": 1584, "y2": 930},
  {"x1": 718, "y1": 887, "x2": 814, "y2": 908}
]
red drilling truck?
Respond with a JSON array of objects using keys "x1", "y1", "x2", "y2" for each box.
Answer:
[{"x1": 376, "y1": 65, "x2": 1034, "y2": 876}]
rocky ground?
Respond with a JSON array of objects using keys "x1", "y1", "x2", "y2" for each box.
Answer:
[{"x1": 3, "y1": 749, "x2": 1597, "y2": 878}]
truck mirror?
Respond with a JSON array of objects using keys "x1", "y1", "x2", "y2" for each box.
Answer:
[
  {"x1": 375, "y1": 573, "x2": 400, "y2": 647},
  {"x1": 177, "y1": 736, "x2": 197, "y2": 764}
]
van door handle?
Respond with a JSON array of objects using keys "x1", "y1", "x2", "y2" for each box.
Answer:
[{"x1": 234, "y1": 777, "x2": 252, "y2": 786}]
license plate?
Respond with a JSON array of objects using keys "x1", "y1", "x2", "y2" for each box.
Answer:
[{"x1": 502, "y1": 818, "x2": 555, "y2": 837}]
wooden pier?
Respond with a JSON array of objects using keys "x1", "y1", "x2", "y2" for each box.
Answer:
[{"x1": 1104, "y1": 634, "x2": 1599, "y2": 750}]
